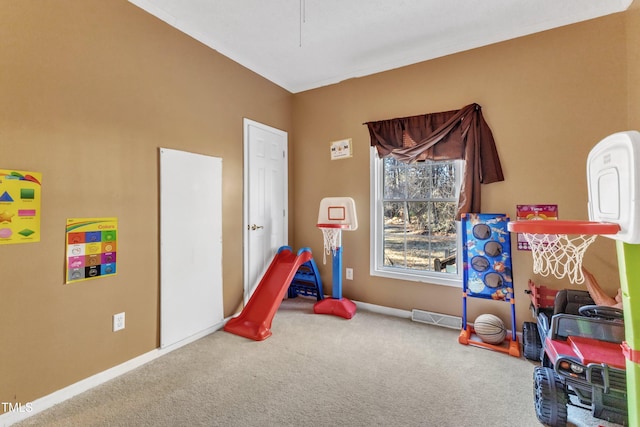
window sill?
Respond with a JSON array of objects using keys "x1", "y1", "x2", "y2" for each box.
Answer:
[{"x1": 371, "y1": 267, "x2": 462, "y2": 288}]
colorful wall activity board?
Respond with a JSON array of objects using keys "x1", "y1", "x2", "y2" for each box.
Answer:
[
  {"x1": 459, "y1": 213, "x2": 520, "y2": 357},
  {"x1": 66, "y1": 217, "x2": 117, "y2": 284},
  {"x1": 0, "y1": 169, "x2": 42, "y2": 245},
  {"x1": 516, "y1": 204, "x2": 558, "y2": 250},
  {"x1": 462, "y1": 213, "x2": 513, "y2": 300}
]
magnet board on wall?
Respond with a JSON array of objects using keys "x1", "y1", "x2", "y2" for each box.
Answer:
[{"x1": 160, "y1": 148, "x2": 223, "y2": 348}]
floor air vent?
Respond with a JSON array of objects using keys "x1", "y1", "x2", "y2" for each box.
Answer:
[{"x1": 411, "y1": 309, "x2": 462, "y2": 330}]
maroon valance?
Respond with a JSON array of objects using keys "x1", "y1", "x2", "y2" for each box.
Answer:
[{"x1": 365, "y1": 103, "x2": 504, "y2": 217}]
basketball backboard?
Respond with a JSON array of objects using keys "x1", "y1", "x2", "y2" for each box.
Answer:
[
  {"x1": 317, "y1": 197, "x2": 358, "y2": 230},
  {"x1": 587, "y1": 131, "x2": 640, "y2": 244}
]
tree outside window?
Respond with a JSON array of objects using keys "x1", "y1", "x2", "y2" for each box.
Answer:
[{"x1": 371, "y1": 150, "x2": 462, "y2": 286}]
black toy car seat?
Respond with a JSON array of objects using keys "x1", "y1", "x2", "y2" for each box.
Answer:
[{"x1": 553, "y1": 289, "x2": 595, "y2": 315}]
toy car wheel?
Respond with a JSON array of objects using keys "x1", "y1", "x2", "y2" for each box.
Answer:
[
  {"x1": 533, "y1": 366, "x2": 568, "y2": 427},
  {"x1": 523, "y1": 321, "x2": 542, "y2": 361}
]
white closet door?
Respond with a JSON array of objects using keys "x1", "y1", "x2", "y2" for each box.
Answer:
[{"x1": 160, "y1": 148, "x2": 223, "y2": 348}]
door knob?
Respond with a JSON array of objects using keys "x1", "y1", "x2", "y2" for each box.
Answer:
[{"x1": 249, "y1": 224, "x2": 264, "y2": 230}]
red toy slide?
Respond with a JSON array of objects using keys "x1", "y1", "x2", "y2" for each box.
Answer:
[{"x1": 224, "y1": 246, "x2": 313, "y2": 341}]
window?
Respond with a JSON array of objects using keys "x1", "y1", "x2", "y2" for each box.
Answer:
[{"x1": 370, "y1": 148, "x2": 462, "y2": 286}]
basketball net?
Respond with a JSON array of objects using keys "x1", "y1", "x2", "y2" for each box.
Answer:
[
  {"x1": 320, "y1": 227, "x2": 342, "y2": 265},
  {"x1": 522, "y1": 232, "x2": 598, "y2": 284}
]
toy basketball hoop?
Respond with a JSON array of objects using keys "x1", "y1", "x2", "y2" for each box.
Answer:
[
  {"x1": 317, "y1": 197, "x2": 358, "y2": 264},
  {"x1": 508, "y1": 220, "x2": 620, "y2": 284},
  {"x1": 315, "y1": 197, "x2": 358, "y2": 319},
  {"x1": 510, "y1": 131, "x2": 640, "y2": 283}
]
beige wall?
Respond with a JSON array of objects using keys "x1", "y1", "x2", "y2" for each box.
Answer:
[
  {"x1": 628, "y1": 1, "x2": 640, "y2": 130},
  {"x1": 2, "y1": 0, "x2": 639, "y2": 414},
  {"x1": 291, "y1": 11, "x2": 635, "y2": 325},
  {"x1": 0, "y1": 1, "x2": 292, "y2": 408}
]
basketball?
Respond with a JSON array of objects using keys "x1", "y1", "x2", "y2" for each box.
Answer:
[{"x1": 474, "y1": 314, "x2": 507, "y2": 344}]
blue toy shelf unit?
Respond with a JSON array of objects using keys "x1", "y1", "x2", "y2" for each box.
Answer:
[{"x1": 458, "y1": 213, "x2": 521, "y2": 357}]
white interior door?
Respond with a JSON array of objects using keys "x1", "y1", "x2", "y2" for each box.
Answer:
[
  {"x1": 160, "y1": 148, "x2": 223, "y2": 348},
  {"x1": 243, "y1": 119, "x2": 288, "y2": 303}
]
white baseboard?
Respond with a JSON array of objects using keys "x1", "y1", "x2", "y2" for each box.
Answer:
[
  {"x1": 353, "y1": 300, "x2": 412, "y2": 319},
  {"x1": 1, "y1": 321, "x2": 225, "y2": 427},
  {"x1": 356, "y1": 300, "x2": 523, "y2": 341}
]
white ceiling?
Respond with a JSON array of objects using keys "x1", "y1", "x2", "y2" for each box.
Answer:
[{"x1": 129, "y1": 0, "x2": 632, "y2": 93}]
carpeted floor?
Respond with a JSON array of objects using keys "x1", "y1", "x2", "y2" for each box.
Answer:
[{"x1": 15, "y1": 298, "x2": 623, "y2": 427}]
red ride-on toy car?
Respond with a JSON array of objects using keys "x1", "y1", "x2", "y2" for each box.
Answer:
[
  {"x1": 526, "y1": 301, "x2": 627, "y2": 425},
  {"x1": 522, "y1": 280, "x2": 595, "y2": 362}
]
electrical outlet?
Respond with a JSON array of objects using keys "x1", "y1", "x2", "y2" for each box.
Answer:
[
  {"x1": 345, "y1": 268, "x2": 353, "y2": 280},
  {"x1": 113, "y1": 312, "x2": 125, "y2": 332}
]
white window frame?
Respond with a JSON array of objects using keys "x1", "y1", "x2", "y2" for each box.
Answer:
[{"x1": 369, "y1": 147, "x2": 463, "y2": 287}]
